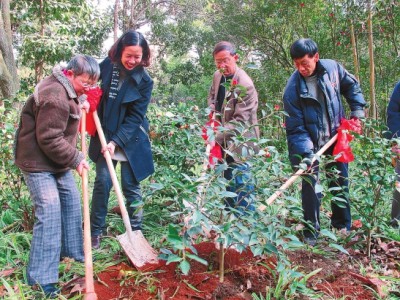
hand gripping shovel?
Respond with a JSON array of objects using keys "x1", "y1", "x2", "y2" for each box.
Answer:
[
  {"x1": 80, "y1": 110, "x2": 97, "y2": 300},
  {"x1": 92, "y1": 111, "x2": 159, "y2": 270},
  {"x1": 258, "y1": 134, "x2": 338, "y2": 211}
]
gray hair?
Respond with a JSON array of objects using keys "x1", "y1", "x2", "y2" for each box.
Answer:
[
  {"x1": 212, "y1": 41, "x2": 236, "y2": 57},
  {"x1": 66, "y1": 55, "x2": 100, "y2": 81}
]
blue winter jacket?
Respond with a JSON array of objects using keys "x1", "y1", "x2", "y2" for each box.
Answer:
[
  {"x1": 386, "y1": 81, "x2": 400, "y2": 139},
  {"x1": 89, "y1": 58, "x2": 154, "y2": 182},
  {"x1": 283, "y1": 59, "x2": 366, "y2": 166}
]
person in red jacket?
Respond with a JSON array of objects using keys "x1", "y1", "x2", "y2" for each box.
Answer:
[{"x1": 15, "y1": 55, "x2": 100, "y2": 298}]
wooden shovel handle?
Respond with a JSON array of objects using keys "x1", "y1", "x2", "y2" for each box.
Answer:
[
  {"x1": 258, "y1": 134, "x2": 338, "y2": 211},
  {"x1": 92, "y1": 111, "x2": 135, "y2": 242},
  {"x1": 80, "y1": 110, "x2": 97, "y2": 299}
]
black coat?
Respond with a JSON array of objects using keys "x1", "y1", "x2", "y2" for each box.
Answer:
[
  {"x1": 386, "y1": 81, "x2": 400, "y2": 139},
  {"x1": 89, "y1": 58, "x2": 154, "y2": 181}
]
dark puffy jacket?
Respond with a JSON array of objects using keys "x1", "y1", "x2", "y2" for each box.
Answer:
[
  {"x1": 386, "y1": 81, "x2": 400, "y2": 139},
  {"x1": 283, "y1": 59, "x2": 366, "y2": 166},
  {"x1": 89, "y1": 58, "x2": 154, "y2": 182}
]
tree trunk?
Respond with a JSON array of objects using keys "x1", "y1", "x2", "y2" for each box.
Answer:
[
  {"x1": 113, "y1": 0, "x2": 119, "y2": 42},
  {"x1": 0, "y1": 0, "x2": 19, "y2": 99},
  {"x1": 34, "y1": 0, "x2": 45, "y2": 83},
  {"x1": 122, "y1": 0, "x2": 129, "y2": 32},
  {"x1": 367, "y1": 1, "x2": 377, "y2": 119},
  {"x1": 350, "y1": 22, "x2": 360, "y2": 82},
  {"x1": 129, "y1": 0, "x2": 135, "y2": 29}
]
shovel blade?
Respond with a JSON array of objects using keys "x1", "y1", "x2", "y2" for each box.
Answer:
[{"x1": 117, "y1": 230, "x2": 159, "y2": 271}]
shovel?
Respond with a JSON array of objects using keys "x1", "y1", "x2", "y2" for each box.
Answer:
[
  {"x1": 92, "y1": 111, "x2": 159, "y2": 270},
  {"x1": 258, "y1": 134, "x2": 338, "y2": 211},
  {"x1": 80, "y1": 110, "x2": 97, "y2": 300}
]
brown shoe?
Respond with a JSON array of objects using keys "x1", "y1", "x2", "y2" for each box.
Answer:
[{"x1": 91, "y1": 235, "x2": 101, "y2": 249}]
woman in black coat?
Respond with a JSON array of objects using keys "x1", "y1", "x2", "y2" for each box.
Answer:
[{"x1": 89, "y1": 30, "x2": 154, "y2": 248}]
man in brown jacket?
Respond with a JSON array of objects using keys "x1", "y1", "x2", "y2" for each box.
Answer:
[
  {"x1": 14, "y1": 55, "x2": 100, "y2": 298},
  {"x1": 208, "y1": 41, "x2": 259, "y2": 213}
]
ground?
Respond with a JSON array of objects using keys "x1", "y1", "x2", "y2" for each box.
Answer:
[{"x1": 62, "y1": 236, "x2": 400, "y2": 300}]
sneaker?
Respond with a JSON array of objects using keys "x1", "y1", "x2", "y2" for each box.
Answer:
[
  {"x1": 304, "y1": 236, "x2": 317, "y2": 246},
  {"x1": 91, "y1": 235, "x2": 101, "y2": 249},
  {"x1": 41, "y1": 283, "x2": 60, "y2": 298}
]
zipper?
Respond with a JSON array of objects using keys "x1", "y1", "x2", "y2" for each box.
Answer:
[{"x1": 139, "y1": 125, "x2": 150, "y2": 142}]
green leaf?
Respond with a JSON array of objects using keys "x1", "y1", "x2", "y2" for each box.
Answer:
[
  {"x1": 329, "y1": 243, "x2": 349, "y2": 255},
  {"x1": 186, "y1": 253, "x2": 208, "y2": 266},
  {"x1": 179, "y1": 260, "x2": 191, "y2": 275},
  {"x1": 264, "y1": 243, "x2": 278, "y2": 254},
  {"x1": 315, "y1": 183, "x2": 324, "y2": 194},
  {"x1": 320, "y1": 229, "x2": 337, "y2": 241},
  {"x1": 250, "y1": 245, "x2": 264, "y2": 256},
  {"x1": 219, "y1": 191, "x2": 238, "y2": 198},
  {"x1": 166, "y1": 254, "x2": 182, "y2": 264}
]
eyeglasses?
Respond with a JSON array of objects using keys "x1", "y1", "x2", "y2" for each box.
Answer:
[
  {"x1": 76, "y1": 77, "x2": 98, "y2": 89},
  {"x1": 215, "y1": 57, "x2": 233, "y2": 66}
]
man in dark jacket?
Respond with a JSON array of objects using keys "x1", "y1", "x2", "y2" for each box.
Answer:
[
  {"x1": 283, "y1": 38, "x2": 366, "y2": 245},
  {"x1": 386, "y1": 81, "x2": 400, "y2": 227}
]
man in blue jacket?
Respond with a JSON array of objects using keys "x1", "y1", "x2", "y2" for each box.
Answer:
[
  {"x1": 386, "y1": 81, "x2": 400, "y2": 227},
  {"x1": 283, "y1": 38, "x2": 366, "y2": 245}
]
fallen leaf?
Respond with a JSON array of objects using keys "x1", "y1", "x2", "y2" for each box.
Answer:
[
  {"x1": 348, "y1": 272, "x2": 387, "y2": 298},
  {"x1": 0, "y1": 286, "x2": 5, "y2": 297},
  {"x1": 70, "y1": 283, "x2": 85, "y2": 294},
  {"x1": 378, "y1": 242, "x2": 388, "y2": 252},
  {"x1": 0, "y1": 268, "x2": 17, "y2": 277},
  {"x1": 246, "y1": 279, "x2": 252, "y2": 290}
]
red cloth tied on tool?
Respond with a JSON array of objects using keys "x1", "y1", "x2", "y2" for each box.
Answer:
[
  {"x1": 333, "y1": 118, "x2": 362, "y2": 163},
  {"x1": 80, "y1": 87, "x2": 103, "y2": 136},
  {"x1": 201, "y1": 113, "x2": 222, "y2": 168}
]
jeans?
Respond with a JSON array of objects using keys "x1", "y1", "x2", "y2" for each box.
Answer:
[
  {"x1": 23, "y1": 171, "x2": 84, "y2": 286},
  {"x1": 90, "y1": 156, "x2": 143, "y2": 236},
  {"x1": 302, "y1": 158, "x2": 350, "y2": 238},
  {"x1": 224, "y1": 162, "x2": 255, "y2": 214}
]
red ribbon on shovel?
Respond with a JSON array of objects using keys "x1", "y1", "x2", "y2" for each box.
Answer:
[
  {"x1": 333, "y1": 118, "x2": 362, "y2": 163},
  {"x1": 79, "y1": 87, "x2": 103, "y2": 137},
  {"x1": 201, "y1": 113, "x2": 222, "y2": 168}
]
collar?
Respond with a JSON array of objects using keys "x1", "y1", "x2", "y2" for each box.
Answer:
[
  {"x1": 130, "y1": 67, "x2": 145, "y2": 85},
  {"x1": 52, "y1": 65, "x2": 78, "y2": 99}
]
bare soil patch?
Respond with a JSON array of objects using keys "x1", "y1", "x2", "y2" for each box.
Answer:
[{"x1": 61, "y1": 237, "x2": 400, "y2": 299}]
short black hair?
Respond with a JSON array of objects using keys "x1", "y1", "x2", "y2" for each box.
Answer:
[
  {"x1": 212, "y1": 41, "x2": 236, "y2": 57},
  {"x1": 290, "y1": 38, "x2": 318, "y2": 60},
  {"x1": 108, "y1": 30, "x2": 151, "y2": 67}
]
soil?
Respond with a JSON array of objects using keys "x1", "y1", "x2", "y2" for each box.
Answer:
[{"x1": 62, "y1": 237, "x2": 400, "y2": 300}]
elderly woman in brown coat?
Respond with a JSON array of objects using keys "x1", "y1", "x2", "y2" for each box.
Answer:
[
  {"x1": 207, "y1": 41, "x2": 259, "y2": 213},
  {"x1": 15, "y1": 55, "x2": 100, "y2": 298}
]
